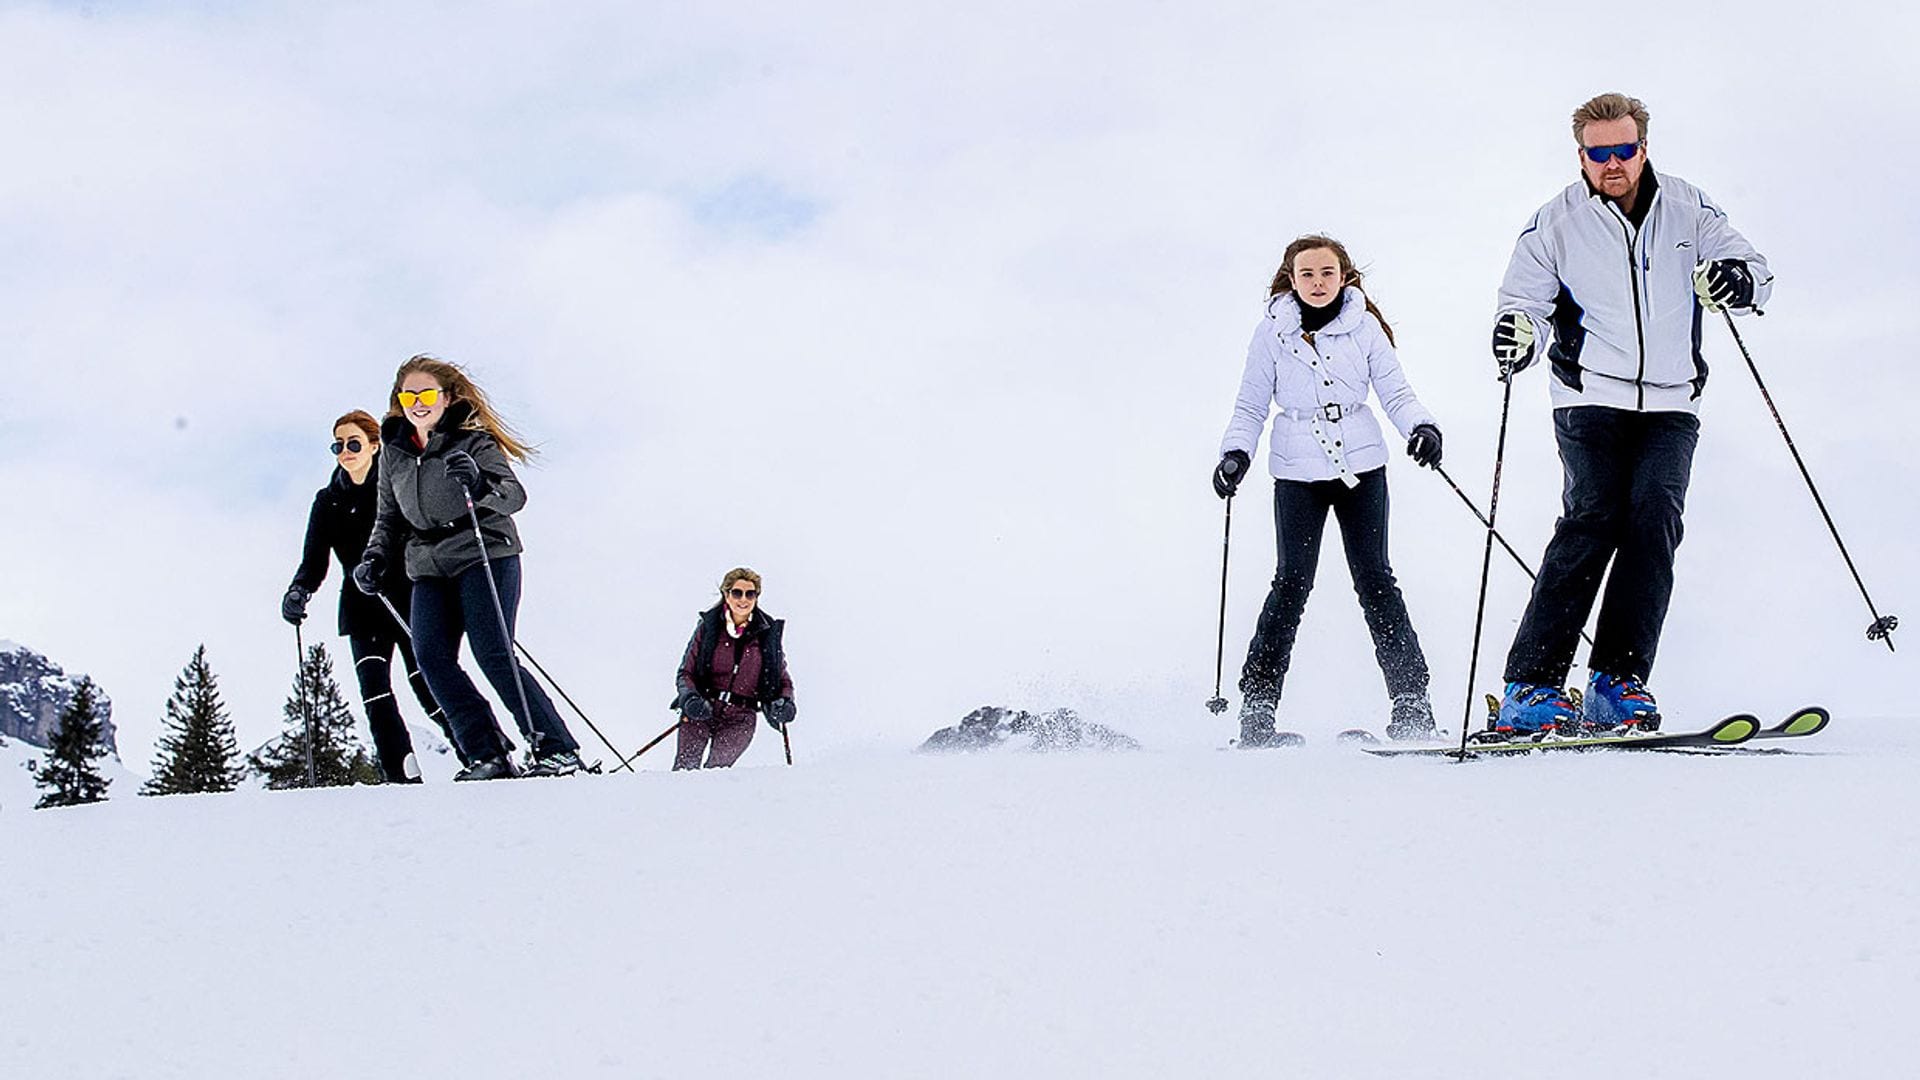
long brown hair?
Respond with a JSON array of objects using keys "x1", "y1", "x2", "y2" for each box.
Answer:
[
  {"x1": 1266, "y1": 234, "x2": 1396, "y2": 346},
  {"x1": 386, "y1": 354, "x2": 536, "y2": 463}
]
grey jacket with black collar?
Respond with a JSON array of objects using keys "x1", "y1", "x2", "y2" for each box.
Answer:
[{"x1": 364, "y1": 404, "x2": 528, "y2": 581}]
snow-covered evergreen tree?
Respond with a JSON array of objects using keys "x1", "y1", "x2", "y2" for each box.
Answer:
[
  {"x1": 32, "y1": 678, "x2": 112, "y2": 809},
  {"x1": 249, "y1": 643, "x2": 380, "y2": 789},
  {"x1": 142, "y1": 645, "x2": 245, "y2": 796}
]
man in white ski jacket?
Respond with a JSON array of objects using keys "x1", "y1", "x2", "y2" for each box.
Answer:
[{"x1": 1490, "y1": 91, "x2": 1771, "y2": 735}]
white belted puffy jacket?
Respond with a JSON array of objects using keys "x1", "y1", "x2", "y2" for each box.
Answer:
[{"x1": 1219, "y1": 287, "x2": 1436, "y2": 486}]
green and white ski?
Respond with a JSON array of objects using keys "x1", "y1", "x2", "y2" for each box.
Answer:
[
  {"x1": 1363, "y1": 713, "x2": 1757, "y2": 758},
  {"x1": 1360, "y1": 705, "x2": 1830, "y2": 759},
  {"x1": 1752, "y1": 705, "x2": 1829, "y2": 741}
]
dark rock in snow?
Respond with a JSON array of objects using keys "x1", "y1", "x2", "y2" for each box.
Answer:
[
  {"x1": 919, "y1": 705, "x2": 1139, "y2": 753},
  {"x1": 0, "y1": 640, "x2": 118, "y2": 753}
]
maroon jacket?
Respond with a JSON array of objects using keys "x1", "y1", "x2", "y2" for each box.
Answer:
[{"x1": 674, "y1": 607, "x2": 793, "y2": 727}]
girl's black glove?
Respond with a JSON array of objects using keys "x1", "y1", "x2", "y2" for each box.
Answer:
[{"x1": 1407, "y1": 424, "x2": 1443, "y2": 469}]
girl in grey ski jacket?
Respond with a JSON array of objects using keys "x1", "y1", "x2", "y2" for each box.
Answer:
[
  {"x1": 1219, "y1": 285, "x2": 1436, "y2": 486},
  {"x1": 363, "y1": 403, "x2": 526, "y2": 581}
]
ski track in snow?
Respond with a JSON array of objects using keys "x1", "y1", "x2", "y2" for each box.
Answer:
[{"x1": 4, "y1": 719, "x2": 1919, "y2": 1079}]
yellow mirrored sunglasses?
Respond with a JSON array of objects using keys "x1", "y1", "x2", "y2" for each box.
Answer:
[{"x1": 396, "y1": 388, "x2": 442, "y2": 409}]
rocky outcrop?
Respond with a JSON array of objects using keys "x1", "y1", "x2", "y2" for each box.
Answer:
[
  {"x1": 919, "y1": 705, "x2": 1139, "y2": 753},
  {"x1": 0, "y1": 640, "x2": 119, "y2": 754}
]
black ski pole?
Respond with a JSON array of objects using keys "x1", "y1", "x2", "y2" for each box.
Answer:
[
  {"x1": 459, "y1": 486, "x2": 542, "y2": 763},
  {"x1": 376, "y1": 588, "x2": 414, "y2": 638},
  {"x1": 1457, "y1": 370, "x2": 1518, "y2": 760},
  {"x1": 1206, "y1": 486, "x2": 1236, "y2": 715},
  {"x1": 1433, "y1": 463, "x2": 1595, "y2": 650},
  {"x1": 295, "y1": 625, "x2": 317, "y2": 788},
  {"x1": 780, "y1": 720, "x2": 794, "y2": 766},
  {"x1": 375, "y1": 592, "x2": 523, "y2": 766},
  {"x1": 512, "y1": 642, "x2": 635, "y2": 772},
  {"x1": 621, "y1": 719, "x2": 683, "y2": 769},
  {"x1": 378, "y1": 594, "x2": 412, "y2": 640},
  {"x1": 1721, "y1": 309, "x2": 1897, "y2": 650},
  {"x1": 387, "y1": 540, "x2": 633, "y2": 770}
]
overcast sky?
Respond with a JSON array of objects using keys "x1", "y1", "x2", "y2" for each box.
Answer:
[{"x1": 4, "y1": 0, "x2": 1915, "y2": 768}]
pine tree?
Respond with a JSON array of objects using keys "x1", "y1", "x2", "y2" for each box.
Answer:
[
  {"x1": 32, "y1": 678, "x2": 112, "y2": 809},
  {"x1": 248, "y1": 643, "x2": 381, "y2": 789},
  {"x1": 141, "y1": 645, "x2": 246, "y2": 796}
]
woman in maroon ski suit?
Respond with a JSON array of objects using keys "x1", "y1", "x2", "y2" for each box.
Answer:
[{"x1": 672, "y1": 567, "x2": 796, "y2": 769}]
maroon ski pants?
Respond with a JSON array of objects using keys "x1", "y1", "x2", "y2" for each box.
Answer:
[{"x1": 672, "y1": 713, "x2": 756, "y2": 769}]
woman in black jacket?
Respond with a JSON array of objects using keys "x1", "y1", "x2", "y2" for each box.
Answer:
[
  {"x1": 282, "y1": 410, "x2": 473, "y2": 783},
  {"x1": 355, "y1": 356, "x2": 584, "y2": 780}
]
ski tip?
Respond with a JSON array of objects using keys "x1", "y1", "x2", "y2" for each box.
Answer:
[
  {"x1": 1709, "y1": 714, "x2": 1761, "y2": 745},
  {"x1": 1778, "y1": 706, "x2": 1830, "y2": 738}
]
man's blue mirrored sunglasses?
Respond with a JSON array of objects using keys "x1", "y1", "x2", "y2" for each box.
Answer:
[{"x1": 1584, "y1": 141, "x2": 1641, "y2": 164}]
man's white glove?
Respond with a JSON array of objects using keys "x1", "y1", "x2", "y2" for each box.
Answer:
[
  {"x1": 1693, "y1": 260, "x2": 1755, "y2": 311},
  {"x1": 1492, "y1": 311, "x2": 1538, "y2": 379}
]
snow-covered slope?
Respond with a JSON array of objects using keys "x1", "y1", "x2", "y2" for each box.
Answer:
[
  {"x1": 3, "y1": 718, "x2": 1917, "y2": 1079},
  {"x1": 1, "y1": 736, "x2": 143, "y2": 814}
]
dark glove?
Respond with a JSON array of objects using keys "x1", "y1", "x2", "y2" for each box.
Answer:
[
  {"x1": 442, "y1": 449, "x2": 484, "y2": 495},
  {"x1": 351, "y1": 555, "x2": 385, "y2": 597},
  {"x1": 1491, "y1": 312, "x2": 1537, "y2": 378},
  {"x1": 679, "y1": 692, "x2": 713, "y2": 724},
  {"x1": 280, "y1": 584, "x2": 312, "y2": 626},
  {"x1": 765, "y1": 697, "x2": 796, "y2": 730},
  {"x1": 1407, "y1": 424, "x2": 1443, "y2": 469},
  {"x1": 1212, "y1": 450, "x2": 1251, "y2": 499},
  {"x1": 1694, "y1": 259, "x2": 1754, "y2": 310}
]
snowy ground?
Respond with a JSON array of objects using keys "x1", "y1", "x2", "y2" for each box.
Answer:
[
  {"x1": 0, "y1": 737, "x2": 143, "y2": 816},
  {"x1": 4, "y1": 715, "x2": 1919, "y2": 1079}
]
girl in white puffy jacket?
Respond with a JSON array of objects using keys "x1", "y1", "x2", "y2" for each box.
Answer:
[{"x1": 1213, "y1": 234, "x2": 1443, "y2": 745}]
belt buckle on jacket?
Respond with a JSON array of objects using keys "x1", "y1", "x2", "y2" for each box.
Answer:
[{"x1": 1322, "y1": 403, "x2": 1343, "y2": 423}]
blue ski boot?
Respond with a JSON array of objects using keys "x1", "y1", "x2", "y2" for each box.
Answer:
[
  {"x1": 1495, "y1": 681, "x2": 1576, "y2": 737},
  {"x1": 1583, "y1": 672, "x2": 1661, "y2": 733}
]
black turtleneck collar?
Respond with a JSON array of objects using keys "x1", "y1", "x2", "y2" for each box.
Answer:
[
  {"x1": 330, "y1": 453, "x2": 380, "y2": 493},
  {"x1": 1297, "y1": 287, "x2": 1346, "y2": 334},
  {"x1": 379, "y1": 401, "x2": 475, "y2": 456},
  {"x1": 1586, "y1": 162, "x2": 1661, "y2": 228}
]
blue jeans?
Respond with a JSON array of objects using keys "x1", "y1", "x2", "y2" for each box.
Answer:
[
  {"x1": 410, "y1": 555, "x2": 578, "y2": 760},
  {"x1": 1504, "y1": 407, "x2": 1700, "y2": 685}
]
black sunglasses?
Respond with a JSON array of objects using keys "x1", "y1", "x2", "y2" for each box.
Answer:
[
  {"x1": 728, "y1": 587, "x2": 759, "y2": 600},
  {"x1": 330, "y1": 437, "x2": 366, "y2": 456}
]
